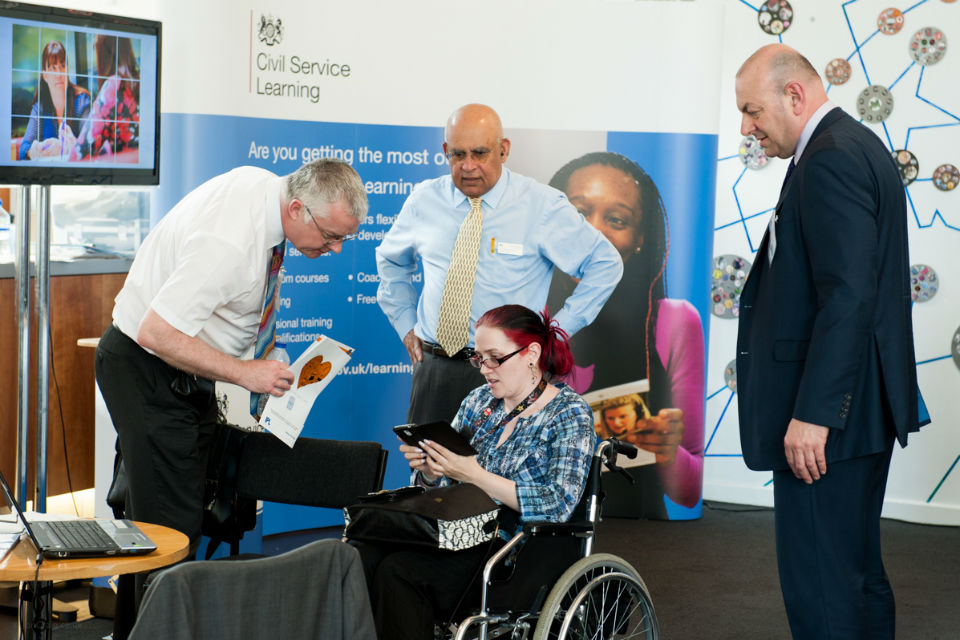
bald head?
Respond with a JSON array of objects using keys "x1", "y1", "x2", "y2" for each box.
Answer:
[
  {"x1": 445, "y1": 103, "x2": 504, "y2": 142},
  {"x1": 738, "y1": 44, "x2": 822, "y2": 92},
  {"x1": 735, "y1": 45, "x2": 828, "y2": 159},
  {"x1": 443, "y1": 103, "x2": 511, "y2": 197}
]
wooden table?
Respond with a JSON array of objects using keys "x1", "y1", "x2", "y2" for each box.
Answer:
[{"x1": 0, "y1": 522, "x2": 188, "y2": 638}]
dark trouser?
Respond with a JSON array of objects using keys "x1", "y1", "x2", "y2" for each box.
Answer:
[
  {"x1": 773, "y1": 438, "x2": 896, "y2": 640},
  {"x1": 355, "y1": 539, "x2": 505, "y2": 640},
  {"x1": 406, "y1": 350, "x2": 485, "y2": 425},
  {"x1": 95, "y1": 324, "x2": 219, "y2": 639}
]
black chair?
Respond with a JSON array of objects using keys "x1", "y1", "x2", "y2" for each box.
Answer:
[
  {"x1": 237, "y1": 432, "x2": 388, "y2": 510},
  {"x1": 213, "y1": 432, "x2": 388, "y2": 556}
]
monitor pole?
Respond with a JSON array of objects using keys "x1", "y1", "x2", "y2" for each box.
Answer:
[
  {"x1": 14, "y1": 184, "x2": 53, "y2": 512},
  {"x1": 35, "y1": 184, "x2": 52, "y2": 512},
  {"x1": 14, "y1": 185, "x2": 32, "y2": 508}
]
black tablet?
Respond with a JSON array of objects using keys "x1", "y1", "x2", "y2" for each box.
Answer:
[{"x1": 392, "y1": 421, "x2": 477, "y2": 456}]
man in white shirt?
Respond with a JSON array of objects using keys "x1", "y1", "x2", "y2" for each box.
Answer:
[{"x1": 95, "y1": 159, "x2": 367, "y2": 638}]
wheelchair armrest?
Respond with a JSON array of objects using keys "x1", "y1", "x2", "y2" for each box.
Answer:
[
  {"x1": 522, "y1": 520, "x2": 593, "y2": 536},
  {"x1": 495, "y1": 508, "x2": 593, "y2": 538}
]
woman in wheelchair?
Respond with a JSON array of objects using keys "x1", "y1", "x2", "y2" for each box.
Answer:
[{"x1": 358, "y1": 304, "x2": 597, "y2": 639}]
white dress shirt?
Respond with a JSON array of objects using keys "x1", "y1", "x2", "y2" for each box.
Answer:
[{"x1": 113, "y1": 166, "x2": 286, "y2": 358}]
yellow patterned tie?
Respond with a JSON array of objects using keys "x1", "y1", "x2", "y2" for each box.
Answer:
[{"x1": 436, "y1": 197, "x2": 483, "y2": 355}]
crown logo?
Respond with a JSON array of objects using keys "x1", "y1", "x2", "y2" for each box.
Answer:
[{"x1": 257, "y1": 14, "x2": 283, "y2": 46}]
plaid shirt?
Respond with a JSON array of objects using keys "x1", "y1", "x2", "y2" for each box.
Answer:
[{"x1": 426, "y1": 383, "x2": 596, "y2": 524}]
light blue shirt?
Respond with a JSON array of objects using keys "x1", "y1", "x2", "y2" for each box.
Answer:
[
  {"x1": 375, "y1": 168, "x2": 623, "y2": 347},
  {"x1": 793, "y1": 101, "x2": 836, "y2": 164}
]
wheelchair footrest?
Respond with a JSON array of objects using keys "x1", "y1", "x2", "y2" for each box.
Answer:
[
  {"x1": 523, "y1": 521, "x2": 593, "y2": 536},
  {"x1": 451, "y1": 612, "x2": 512, "y2": 640}
]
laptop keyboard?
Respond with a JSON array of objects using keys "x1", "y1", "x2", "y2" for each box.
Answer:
[{"x1": 47, "y1": 520, "x2": 118, "y2": 550}]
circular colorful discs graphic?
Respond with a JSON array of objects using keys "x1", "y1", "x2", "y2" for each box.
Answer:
[
  {"x1": 910, "y1": 264, "x2": 939, "y2": 302},
  {"x1": 711, "y1": 255, "x2": 751, "y2": 319},
  {"x1": 825, "y1": 58, "x2": 852, "y2": 85},
  {"x1": 758, "y1": 0, "x2": 793, "y2": 35},
  {"x1": 857, "y1": 85, "x2": 894, "y2": 123},
  {"x1": 953, "y1": 326, "x2": 960, "y2": 371},
  {"x1": 878, "y1": 8, "x2": 905, "y2": 35},
  {"x1": 932, "y1": 164, "x2": 959, "y2": 191},
  {"x1": 909, "y1": 27, "x2": 947, "y2": 65},
  {"x1": 724, "y1": 360, "x2": 738, "y2": 393},
  {"x1": 740, "y1": 135, "x2": 770, "y2": 170},
  {"x1": 893, "y1": 149, "x2": 919, "y2": 186}
]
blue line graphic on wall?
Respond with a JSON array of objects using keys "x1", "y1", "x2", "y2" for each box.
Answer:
[
  {"x1": 928, "y1": 455, "x2": 959, "y2": 502},
  {"x1": 715, "y1": 0, "x2": 956, "y2": 495}
]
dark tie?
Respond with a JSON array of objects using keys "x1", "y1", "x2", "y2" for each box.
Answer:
[
  {"x1": 780, "y1": 159, "x2": 796, "y2": 195},
  {"x1": 769, "y1": 159, "x2": 796, "y2": 264}
]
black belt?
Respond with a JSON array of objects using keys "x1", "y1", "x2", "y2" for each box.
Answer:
[{"x1": 421, "y1": 342, "x2": 476, "y2": 360}]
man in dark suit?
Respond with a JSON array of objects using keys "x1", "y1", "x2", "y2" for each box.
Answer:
[{"x1": 734, "y1": 44, "x2": 927, "y2": 639}]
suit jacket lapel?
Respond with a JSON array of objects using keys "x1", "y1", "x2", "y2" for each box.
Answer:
[
  {"x1": 774, "y1": 107, "x2": 846, "y2": 211},
  {"x1": 754, "y1": 224, "x2": 771, "y2": 269}
]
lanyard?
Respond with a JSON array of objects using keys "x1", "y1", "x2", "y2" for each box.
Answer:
[{"x1": 490, "y1": 378, "x2": 548, "y2": 430}]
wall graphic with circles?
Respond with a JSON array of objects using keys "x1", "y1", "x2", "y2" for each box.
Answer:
[{"x1": 710, "y1": 0, "x2": 958, "y2": 521}]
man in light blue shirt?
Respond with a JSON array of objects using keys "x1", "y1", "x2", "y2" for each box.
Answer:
[{"x1": 376, "y1": 104, "x2": 623, "y2": 424}]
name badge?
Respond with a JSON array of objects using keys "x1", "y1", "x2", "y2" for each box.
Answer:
[{"x1": 496, "y1": 241, "x2": 523, "y2": 256}]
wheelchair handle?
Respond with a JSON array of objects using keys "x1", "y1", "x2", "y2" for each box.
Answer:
[
  {"x1": 595, "y1": 438, "x2": 638, "y2": 464},
  {"x1": 594, "y1": 438, "x2": 639, "y2": 485},
  {"x1": 608, "y1": 438, "x2": 639, "y2": 460}
]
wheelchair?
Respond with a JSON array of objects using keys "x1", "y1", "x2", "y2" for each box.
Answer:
[{"x1": 443, "y1": 438, "x2": 660, "y2": 640}]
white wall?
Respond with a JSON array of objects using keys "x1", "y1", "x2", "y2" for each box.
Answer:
[
  {"x1": 33, "y1": 0, "x2": 958, "y2": 525},
  {"x1": 707, "y1": 0, "x2": 960, "y2": 525}
]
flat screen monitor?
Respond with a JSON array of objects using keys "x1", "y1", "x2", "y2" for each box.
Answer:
[{"x1": 0, "y1": 2, "x2": 160, "y2": 185}]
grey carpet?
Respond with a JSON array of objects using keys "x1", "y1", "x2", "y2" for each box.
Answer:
[
  {"x1": 39, "y1": 502, "x2": 960, "y2": 638},
  {"x1": 595, "y1": 502, "x2": 960, "y2": 639}
]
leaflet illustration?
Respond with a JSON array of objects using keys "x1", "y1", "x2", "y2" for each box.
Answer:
[{"x1": 259, "y1": 334, "x2": 353, "y2": 447}]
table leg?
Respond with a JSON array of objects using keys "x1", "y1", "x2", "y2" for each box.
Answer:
[{"x1": 19, "y1": 580, "x2": 52, "y2": 640}]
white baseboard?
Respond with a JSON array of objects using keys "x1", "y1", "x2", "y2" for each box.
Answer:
[
  {"x1": 704, "y1": 483, "x2": 960, "y2": 526},
  {"x1": 880, "y1": 499, "x2": 960, "y2": 526},
  {"x1": 703, "y1": 484, "x2": 773, "y2": 508}
]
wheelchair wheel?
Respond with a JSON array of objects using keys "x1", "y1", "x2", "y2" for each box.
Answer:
[{"x1": 532, "y1": 553, "x2": 659, "y2": 640}]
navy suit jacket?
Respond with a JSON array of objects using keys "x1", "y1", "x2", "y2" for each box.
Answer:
[{"x1": 736, "y1": 107, "x2": 924, "y2": 471}]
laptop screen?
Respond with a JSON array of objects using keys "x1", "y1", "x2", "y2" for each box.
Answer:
[
  {"x1": 0, "y1": 470, "x2": 44, "y2": 557},
  {"x1": 0, "y1": 480, "x2": 24, "y2": 560}
]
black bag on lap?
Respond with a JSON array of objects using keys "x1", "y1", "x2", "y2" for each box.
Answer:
[{"x1": 344, "y1": 483, "x2": 499, "y2": 551}]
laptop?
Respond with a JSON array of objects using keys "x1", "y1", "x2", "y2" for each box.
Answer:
[{"x1": 0, "y1": 470, "x2": 157, "y2": 559}]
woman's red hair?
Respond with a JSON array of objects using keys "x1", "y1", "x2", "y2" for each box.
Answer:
[{"x1": 475, "y1": 304, "x2": 573, "y2": 377}]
